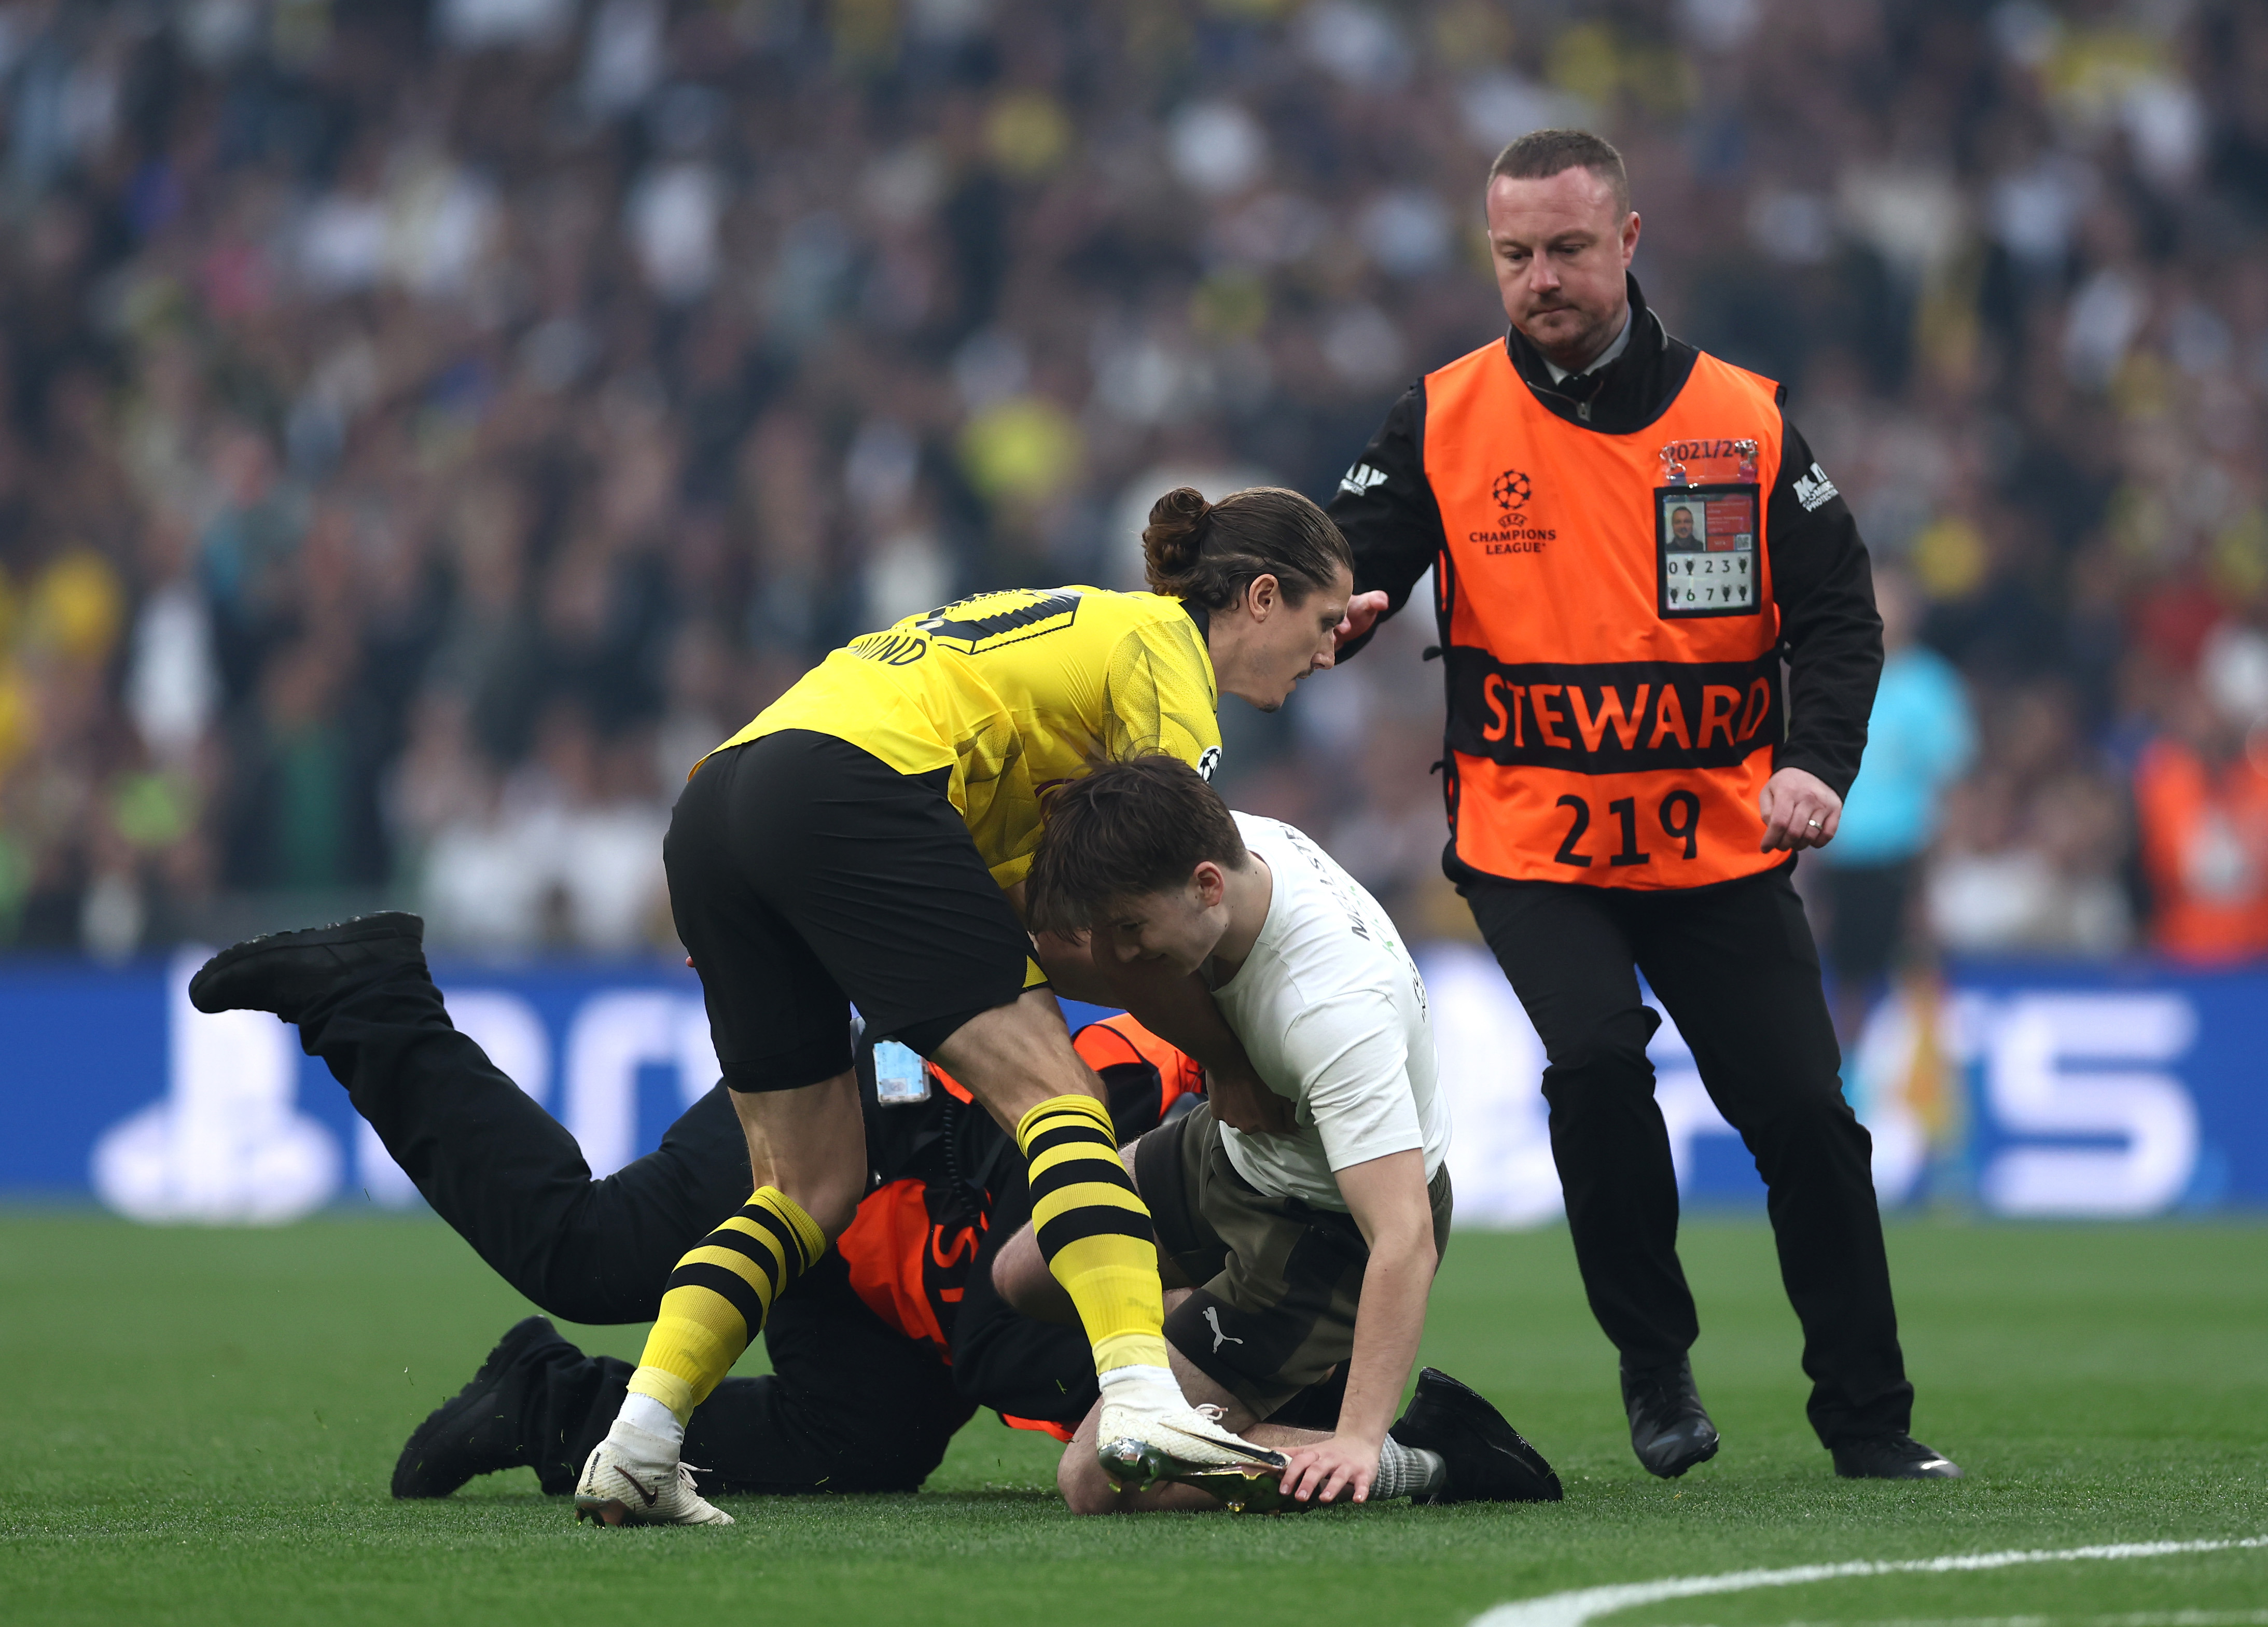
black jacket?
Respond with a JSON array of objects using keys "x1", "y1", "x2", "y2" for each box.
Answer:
[{"x1": 1327, "y1": 275, "x2": 1883, "y2": 800}]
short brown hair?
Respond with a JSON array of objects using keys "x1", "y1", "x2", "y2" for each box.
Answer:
[
  {"x1": 1487, "y1": 128, "x2": 1630, "y2": 217},
  {"x1": 1142, "y1": 485, "x2": 1352, "y2": 613},
  {"x1": 1028, "y1": 756, "x2": 1247, "y2": 934}
]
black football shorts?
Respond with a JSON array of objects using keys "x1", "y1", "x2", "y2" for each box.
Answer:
[{"x1": 666, "y1": 730, "x2": 1041, "y2": 1093}]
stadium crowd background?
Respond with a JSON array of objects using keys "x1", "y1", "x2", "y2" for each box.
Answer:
[{"x1": 0, "y1": 0, "x2": 2264, "y2": 975}]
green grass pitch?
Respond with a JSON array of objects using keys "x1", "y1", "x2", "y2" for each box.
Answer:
[{"x1": 2, "y1": 1213, "x2": 2262, "y2": 1627}]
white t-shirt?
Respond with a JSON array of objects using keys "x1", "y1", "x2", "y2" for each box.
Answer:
[{"x1": 1206, "y1": 813, "x2": 1451, "y2": 1211}]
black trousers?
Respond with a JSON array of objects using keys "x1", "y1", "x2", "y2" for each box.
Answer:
[
  {"x1": 1463, "y1": 863, "x2": 1913, "y2": 1446},
  {"x1": 296, "y1": 965, "x2": 975, "y2": 1494}
]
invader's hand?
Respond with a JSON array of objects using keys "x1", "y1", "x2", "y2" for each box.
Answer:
[{"x1": 1278, "y1": 1433, "x2": 1381, "y2": 1506}]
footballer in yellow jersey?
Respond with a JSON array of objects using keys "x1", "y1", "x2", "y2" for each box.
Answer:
[
  {"x1": 721, "y1": 585, "x2": 1220, "y2": 889},
  {"x1": 576, "y1": 486, "x2": 1356, "y2": 1527}
]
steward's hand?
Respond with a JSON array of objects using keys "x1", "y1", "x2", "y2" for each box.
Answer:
[
  {"x1": 1278, "y1": 1433, "x2": 1382, "y2": 1506},
  {"x1": 1206, "y1": 1069, "x2": 1297, "y2": 1135},
  {"x1": 1334, "y1": 591, "x2": 1389, "y2": 655},
  {"x1": 1759, "y1": 767, "x2": 1843, "y2": 852}
]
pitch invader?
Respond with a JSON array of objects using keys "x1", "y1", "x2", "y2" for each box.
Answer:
[{"x1": 1001, "y1": 757, "x2": 1560, "y2": 1512}]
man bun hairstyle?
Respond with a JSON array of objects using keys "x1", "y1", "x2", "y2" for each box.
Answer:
[
  {"x1": 1028, "y1": 755, "x2": 1248, "y2": 936},
  {"x1": 1141, "y1": 485, "x2": 1353, "y2": 613},
  {"x1": 1487, "y1": 128, "x2": 1630, "y2": 217}
]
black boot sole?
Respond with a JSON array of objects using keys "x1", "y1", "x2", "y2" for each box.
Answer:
[
  {"x1": 1393, "y1": 1368, "x2": 1564, "y2": 1503},
  {"x1": 392, "y1": 1316, "x2": 565, "y2": 1499},
  {"x1": 189, "y1": 912, "x2": 426, "y2": 1017}
]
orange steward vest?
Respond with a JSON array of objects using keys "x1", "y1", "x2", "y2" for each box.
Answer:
[
  {"x1": 1425, "y1": 341, "x2": 1788, "y2": 888},
  {"x1": 929, "y1": 1012, "x2": 1203, "y2": 1111},
  {"x1": 909, "y1": 1014, "x2": 1201, "y2": 1444},
  {"x1": 2134, "y1": 737, "x2": 2268, "y2": 963},
  {"x1": 1067, "y1": 1013, "x2": 1207, "y2": 1111}
]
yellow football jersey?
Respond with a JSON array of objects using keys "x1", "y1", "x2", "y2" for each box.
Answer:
[{"x1": 716, "y1": 587, "x2": 1221, "y2": 887}]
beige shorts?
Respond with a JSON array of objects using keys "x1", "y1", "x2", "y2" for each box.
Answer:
[{"x1": 1133, "y1": 1100, "x2": 1452, "y2": 1420}]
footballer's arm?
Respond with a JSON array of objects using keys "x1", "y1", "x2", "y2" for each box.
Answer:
[{"x1": 1275, "y1": 1147, "x2": 1436, "y2": 1504}]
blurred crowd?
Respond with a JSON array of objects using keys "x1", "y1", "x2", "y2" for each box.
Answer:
[{"x1": 1, "y1": 0, "x2": 2265, "y2": 972}]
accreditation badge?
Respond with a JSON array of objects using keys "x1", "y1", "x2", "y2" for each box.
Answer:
[{"x1": 1655, "y1": 440, "x2": 1761, "y2": 619}]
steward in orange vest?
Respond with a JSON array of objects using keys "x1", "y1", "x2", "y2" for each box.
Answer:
[
  {"x1": 1334, "y1": 298, "x2": 1877, "y2": 884},
  {"x1": 1326, "y1": 131, "x2": 1954, "y2": 1485},
  {"x1": 2134, "y1": 731, "x2": 2268, "y2": 963}
]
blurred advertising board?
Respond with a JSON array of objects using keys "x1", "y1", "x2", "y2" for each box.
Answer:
[
  {"x1": 1, "y1": 948, "x2": 2261, "y2": 1224},
  {"x1": 1423, "y1": 944, "x2": 2267, "y2": 1224}
]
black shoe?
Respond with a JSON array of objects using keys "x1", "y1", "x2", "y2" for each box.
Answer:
[
  {"x1": 1831, "y1": 1433, "x2": 1963, "y2": 1480},
  {"x1": 1388, "y1": 1368, "x2": 1563, "y2": 1504},
  {"x1": 393, "y1": 1316, "x2": 568, "y2": 1498},
  {"x1": 189, "y1": 912, "x2": 426, "y2": 1023},
  {"x1": 1623, "y1": 1355, "x2": 1720, "y2": 1478}
]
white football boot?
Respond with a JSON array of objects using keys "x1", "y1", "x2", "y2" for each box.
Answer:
[
  {"x1": 1097, "y1": 1387, "x2": 1287, "y2": 1503},
  {"x1": 573, "y1": 1428, "x2": 732, "y2": 1527}
]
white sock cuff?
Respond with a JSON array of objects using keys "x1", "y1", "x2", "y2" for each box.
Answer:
[
  {"x1": 1097, "y1": 1363, "x2": 1177, "y2": 1393},
  {"x1": 1096, "y1": 1364, "x2": 1186, "y2": 1410},
  {"x1": 615, "y1": 1391, "x2": 686, "y2": 1449}
]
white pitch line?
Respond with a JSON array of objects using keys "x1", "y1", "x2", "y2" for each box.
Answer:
[{"x1": 1469, "y1": 1536, "x2": 2268, "y2": 1627}]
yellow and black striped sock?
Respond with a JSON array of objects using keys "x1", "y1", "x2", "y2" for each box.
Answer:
[
  {"x1": 624, "y1": 1186, "x2": 826, "y2": 1424},
  {"x1": 1017, "y1": 1093, "x2": 1171, "y2": 1376}
]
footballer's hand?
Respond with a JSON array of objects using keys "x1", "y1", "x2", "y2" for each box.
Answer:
[
  {"x1": 1759, "y1": 766, "x2": 1842, "y2": 852},
  {"x1": 1278, "y1": 1434, "x2": 1381, "y2": 1506},
  {"x1": 1206, "y1": 1069, "x2": 1297, "y2": 1135},
  {"x1": 1334, "y1": 591, "x2": 1389, "y2": 655}
]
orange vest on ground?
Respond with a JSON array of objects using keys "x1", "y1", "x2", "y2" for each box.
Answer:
[
  {"x1": 2134, "y1": 737, "x2": 2268, "y2": 963},
  {"x1": 838, "y1": 1175, "x2": 972, "y2": 1359},
  {"x1": 927, "y1": 1012, "x2": 1202, "y2": 1114},
  {"x1": 1065, "y1": 1012, "x2": 1207, "y2": 1112},
  {"x1": 856, "y1": 1014, "x2": 1204, "y2": 1443},
  {"x1": 1424, "y1": 341, "x2": 1790, "y2": 888}
]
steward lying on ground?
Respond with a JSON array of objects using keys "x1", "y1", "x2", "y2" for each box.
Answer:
[
  {"x1": 186, "y1": 913, "x2": 1321, "y2": 1496},
  {"x1": 191, "y1": 913, "x2": 1557, "y2": 1508}
]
